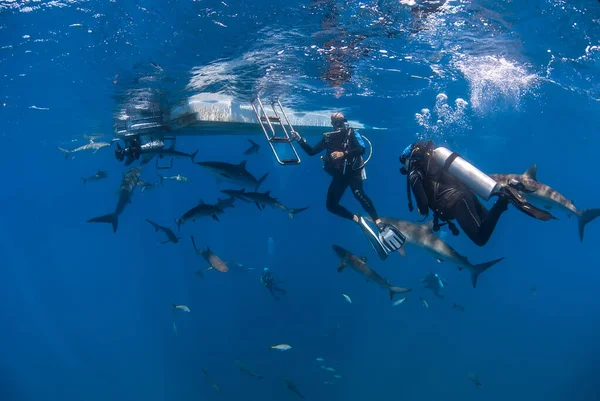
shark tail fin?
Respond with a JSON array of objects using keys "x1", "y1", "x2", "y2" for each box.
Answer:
[
  {"x1": 388, "y1": 286, "x2": 412, "y2": 300},
  {"x1": 255, "y1": 172, "x2": 269, "y2": 191},
  {"x1": 58, "y1": 147, "x2": 70, "y2": 159},
  {"x1": 471, "y1": 257, "x2": 505, "y2": 288},
  {"x1": 578, "y1": 208, "x2": 600, "y2": 242},
  {"x1": 287, "y1": 206, "x2": 310, "y2": 219},
  {"x1": 81, "y1": 177, "x2": 87, "y2": 185},
  {"x1": 87, "y1": 213, "x2": 118, "y2": 233},
  {"x1": 190, "y1": 149, "x2": 199, "y2": 163}
]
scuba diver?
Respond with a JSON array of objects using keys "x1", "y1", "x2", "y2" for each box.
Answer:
[
  {"x1": 291, "y1": 113, "x2": 405, "y2": 260},
  {"x1": 261, "y1": 268, "x2": 287, "y2": 300},
  {"x1": 115, "y1": 138, "x2": 165, "y2": 166},
  {"x1": 399, "y1": 140, "x2": 555, "y2": 246}
]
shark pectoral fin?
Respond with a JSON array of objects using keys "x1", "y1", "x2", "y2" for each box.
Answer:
[
  {"x1": 397, "y1": 247, "x2": 406, "y2": 257},
  {"x1": 337, "y1": 262, "x2": 346, "y2": 272},
  {"x1": 204, "y1": 266, "x2": 214, "y2": 272},
  {"x1": 160, "y1": 240, "x2": 170, "y2": 244}
]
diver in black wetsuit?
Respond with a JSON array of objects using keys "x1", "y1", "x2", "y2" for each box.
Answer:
[
  {"x1": 399, "y1": 140, "x2": 553, "y2": 246},
  {"x1": 292, "y1": 113, "x2": 405, "y2": 259},
  {"x1": 292, "y1": 113, "x2": 381, "y2": 227},
  {"x1": 261, "y1": 268, "x2": 286, "y2": 300}
]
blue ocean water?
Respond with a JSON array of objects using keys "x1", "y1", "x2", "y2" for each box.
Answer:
[{"x1": 1, "y1": 0, "x2": 600, "y2": 400}]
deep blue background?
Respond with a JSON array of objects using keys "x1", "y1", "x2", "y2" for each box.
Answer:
[{"x1": 1, "y1": 1, "x2": 600, "y2": 400}]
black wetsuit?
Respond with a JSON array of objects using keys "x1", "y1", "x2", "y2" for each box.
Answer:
[
  {"x1": 406, "y1": 145, "x2": 508, "y2": 247},
  {"x1": 298, "y1": 128, "x2": 379, "y2": 222},
  {"x1": 261, "y1": 272, "x2": 286, "y2": 300}
]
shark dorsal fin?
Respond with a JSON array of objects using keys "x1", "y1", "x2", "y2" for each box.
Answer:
[
  {"x1": 524, "y1": 164, "x2": 537, "y2": 180},
  {"x1": 198, "y1": 199, "x2": 205, "y2": 205},
  {"x1": 265, "y1": 190, "x2": 271, "y2": 196},
  {"x1": 360, "y1": 256, "x2": 367, "y2": 262},
  {"x1": 239, "y1": 160, "x2": 247, "y2": 168}
]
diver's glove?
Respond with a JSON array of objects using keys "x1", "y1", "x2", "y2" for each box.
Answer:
[{"x1": 290, "y1": 130, "x2": 302, "y2": 142}]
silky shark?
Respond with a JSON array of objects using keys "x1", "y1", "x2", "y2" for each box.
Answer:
[
  {"x1": 332, "y1": 244, "x2": 412, "y2": 299},
  {"x1": 58, "y1": 139, "x2": 111, "y2": 159},
  {"x1": 220, "y1": 189, "x2": 309, "y2": 219},
  {"x1": 490, "y1": 164, "x2": 600, "y2": 242},
  {"x1": 195, "y1": 160, "x2": 268, "y2": 190},
  {"x1": 374, "y1": 217, "x2": 504, "y2": 288}
]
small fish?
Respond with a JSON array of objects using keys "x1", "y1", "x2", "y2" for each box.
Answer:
[
  {"x1": 325, "y1": 367, "x2": 335, "y2": 372},
  {"x1": 202, "y1": 368, "x2": 220, "y2": 392},
  {"x1": 158, "y1": 173, "x2": 190, "y2": 183},
  {"x1": 419, "y1": 297, "x2": 429, "y2": 309},
  {"x1": 172, "y1": 321, "x2": 178, "y2": 335},
  {"x1": 452, "y1": 302, "x2": 465, "y2": 312},
  {"x1": 392, "y1": 297, "x2": 406, "y2": 306},
  {"x1": 243, "y1": 139, "x2": 260, "y2": 155},
  {"x1": 173, "y1": 304, "x2": 190, "y2": 312},
  {"x1": 82, "y1": 170, "x2": 108, "y2": 185},
  {"x1": 333, "y1": 374, "x2": 342, "y2": 379},
  {"x1": 342, "y1": 293, "x2": 352, "y2": 304},
  {"x1": 316, "y1": 358, "x2": 324, "y2": 362},
  {"x1": 270, "y1": 344, "x2": 292, "y2": 351},
  {"x1": 320, "y1": 365, "x2": 326, "y2": 369},
  {"x1": 137, "y1": 179, "x2": 162, "y2": 192}
]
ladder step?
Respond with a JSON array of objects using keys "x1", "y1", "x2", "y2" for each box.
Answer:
[
  {"x1": 269, "y1": 137, "x2": 291, "y2": 143},
  {"x1": 260, "y1": 116, "x2": 281, "y2": 122},
  {"x1": 281, "y1": 158, "x2": 300, "y2": 165}
]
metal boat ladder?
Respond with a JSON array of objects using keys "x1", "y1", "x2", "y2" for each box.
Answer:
[{"x1": 250, "y1": 97, "x2": 301, "y2": 165}]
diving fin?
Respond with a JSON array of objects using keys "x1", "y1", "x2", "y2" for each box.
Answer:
[
  {"x1": 501, "y1": 186, "x2": 556, "y2": 221},
  {"x1": 357, "y1": 216, "x2": 389, "y2": 261},
  {"x1": 379, "y1": 224, "x2": 406, "y2": 253}
]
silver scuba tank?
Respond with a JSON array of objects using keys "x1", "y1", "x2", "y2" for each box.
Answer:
[{"x1": 431, "y1": 147, "x2": 499, "y2": 201}]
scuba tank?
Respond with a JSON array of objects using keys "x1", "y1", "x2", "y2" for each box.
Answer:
[{"x1": 430, "y1": 147, "x2": 499, "y2": 201}]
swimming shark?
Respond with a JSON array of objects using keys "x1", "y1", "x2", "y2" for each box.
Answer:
[
  {"x1": 373, "y1": 217, "x2": 504, "y2": 288},
  {"x1": 191, "y1": 236, "x2": 228, "y2": 273},
  {"x1": 145, "y1": 219, "x2": 180, "y2": 244},
  {"x1": 243, "y1": 139, "x2": 260, "y2": 155},
  {"x1": 490, "y1": 164, "x2": 600, "y2": 242},
  {"x1": 224, "y1": 189, "x2": 310, "y2": 219},
  {"x1": 195, "y1": 160, "x2": 268, "y2": 190},
  {"x1": 284, "y1": 377, "x2": 306, "y2": 399},
  {"x1": 332, "y1": 244, "x2": 412, "y2": 299},
  {"x1": 87, "y1": 167, "x2": 141, "y2": 232},
  {"x1": 82, "y1": 170, "x2": 108, "y2": 185},
  {"x1": 58, "y1": 139, "x2": 111, "y2": 159},
  {"x1": 176, "y1": 200, "x2": 223, "y2": 231}
]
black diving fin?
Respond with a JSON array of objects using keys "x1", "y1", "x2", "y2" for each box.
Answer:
[
  {"x1": 501, "y1": 185, "x2": 556, "y2": 221},
  {"x1": 357, "y1": 217, "x2": 406, "y2": 260}
]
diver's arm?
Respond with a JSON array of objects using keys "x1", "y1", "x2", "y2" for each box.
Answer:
[
  {"x1": 345, "y1": 129, "x2": 366, "y2": 158},
  {"x1": 409, "y1": 168, "x2": 429, "y2": 215},
  {"x1": 297, "y1": 136, "x2": 327, "y2": 156}
]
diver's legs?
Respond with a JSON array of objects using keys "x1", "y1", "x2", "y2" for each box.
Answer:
[
  {"x1": 268, "y1": 287, "x2": 280, "y2": 300},
  {"x1": 326, "y1": 174, "x2": 354, "y2": 220},
  {"x1": 451, "y1": 194, "x2": 508, "y2": 247},
  {"x1": 348, "y1": 172, "x2": 379, "y2": 221},
  {"x1": 274, "y1": 286, "x2": 287, "y2": 295}
]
